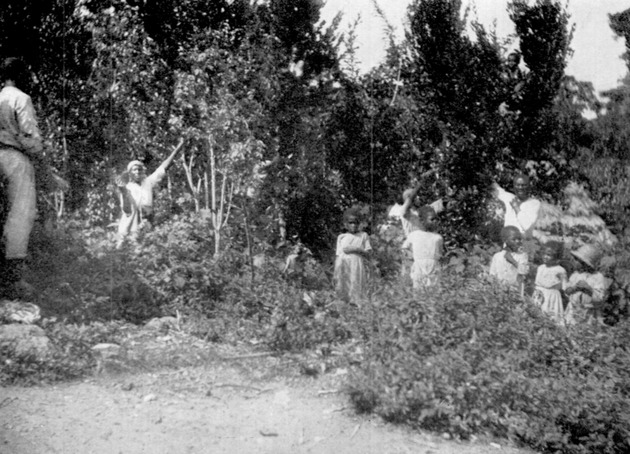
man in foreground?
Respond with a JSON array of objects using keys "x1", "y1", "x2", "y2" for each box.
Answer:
[{"x1": 0, "y1": 58, "x2": 42, "y2": 298}]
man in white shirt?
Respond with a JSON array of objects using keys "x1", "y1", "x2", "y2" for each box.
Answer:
[
  {"x1": 493, "y1": 174, "x2": 540, "y2": 239},
  {"x1": 0, "y1": 58, "x2": 41, "y2": 298}
]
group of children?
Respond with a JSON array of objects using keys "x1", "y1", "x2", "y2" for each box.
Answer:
[
  {"x1": 333, "y1": 183, "x2": 444, "y2": 304},
  {"x1": 491, "y1": 228, "x2": 608, "y2": 325},
  {"x1": 333, "y1": 184, "x2": 609, "y2": 327}
]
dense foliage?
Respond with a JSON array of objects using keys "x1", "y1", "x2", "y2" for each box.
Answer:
[
  {"x1": 348, "y1": 276, "x2": 630, "y2": 453},
  {"x1": 1, "y1": 0, "x2": 615, "y2": 251},
  {"x1": 5, "y1": 220, "x2": 630, "y2": 454},
  {"x1": 4, "y1": 1, "x2": 630, "y2": 453}
]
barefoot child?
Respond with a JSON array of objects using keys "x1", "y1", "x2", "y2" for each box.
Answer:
[
  {"x1": 533, "y1": 241, "x2": 568, "y2": 324},
  {"x1": 402, "y1": 206, "x2": 443, "y2": 289},
  {"x1": 565, "y1": 244, "x2": 609, "y2": 325},
  {"x1": 489, "y1": 226, "x2": 529, "y2": 294},
  {"x1": 334, "y1": 210, "x2": 372, "y2": 303}
]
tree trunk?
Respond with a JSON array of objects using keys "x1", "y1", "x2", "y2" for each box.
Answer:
[
  {"x1": 209, "y1": 138, "x2": 220, "y2": 257},
  {"x1": 181, "y1": 152, "x2": 200, "y2": 212},
  {"x1": 242, "y1": 201, "x2": 255, "y2": 286}
]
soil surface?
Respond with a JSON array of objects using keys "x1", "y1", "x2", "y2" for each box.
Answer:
[{"x1": 0, "y1": 329, "x2": 536, "y2": 454}]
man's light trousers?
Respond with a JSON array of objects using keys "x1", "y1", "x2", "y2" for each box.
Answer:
[{"x1": 0, "y1": 148, "x2": 36, "y2": 259}]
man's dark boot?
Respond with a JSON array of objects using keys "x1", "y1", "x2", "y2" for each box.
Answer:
[
  {"x1": 0, "y1": 258, "x2": 34, "y2": 300},
  {"x1": 0, "y1": 256, "x2": 9, "y2": 298}
]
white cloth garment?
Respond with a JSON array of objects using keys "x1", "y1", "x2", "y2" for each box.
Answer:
[
  {"x1": 564, "y1": 271, "x2": 609, "y2": 324},
  {"x1": 117, "y1": 165, "x2": 166, "y2": 240},
  {"x1": 334, "y1": 232, "x2": 372, "y2": 303},
  {"x1": 495, "y1": 186, "x2": 540, "y2": 239},
  {"x1": 489, "y1": 249, "x2": 529, "y2": 292},
  {"x1": 533, "y1": 264, "x2": 568, "y2": 324},
  {"x1": 402, "y1": 230, "x2": 443, "y2": 288}
]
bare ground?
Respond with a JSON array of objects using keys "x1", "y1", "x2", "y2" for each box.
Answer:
[{"x1": 0, "y1": 329, "x2": 536, "y2": 454}]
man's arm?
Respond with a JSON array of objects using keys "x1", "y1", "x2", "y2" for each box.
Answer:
[
  {"x1": 161, "y1": 138, "x2": 185, "y2": 171},
  {"x1": 436, "y1": 235, "x2": 444, "y2": 259},
  {"x1": 147, "y1": 139, "x2": 186, "y2": 185},
  {"x1": 16, "y1": 93, "x2": 43, "y2": 155},
  {"x1": 400, "y1": 184, "x2": 420, "y2": 219},
  {"x1": 15, "y1": 93, "x2": 69, "y2": 192},
  {"x1": 492, "y1": 182, "x2": 513, "y2": 205},
  {"x1": 401, "y1": 169, "x2": 435, "y2": 218},
  {"x1": 588, "y1": 274, "x2": 609, "y2": 303}
]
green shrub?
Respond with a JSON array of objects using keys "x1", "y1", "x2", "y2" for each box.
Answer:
[
  {"x1": 22, "y1": 212, "x2": 630, "y2": 453},
  {"x1": 348, "y1": 275, "x2": 630, "y2": 453}
]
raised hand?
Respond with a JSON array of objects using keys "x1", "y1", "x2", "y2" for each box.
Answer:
[{"x1": 115, "y1": 171, "x2": 130, "y2": 188}]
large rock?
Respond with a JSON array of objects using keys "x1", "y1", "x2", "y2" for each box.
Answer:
[
  {"x1": 91, "y1": 342, "x2": 128, "y2": 374},
  {"x1": 0, "y1": 301, "x2": 41, "y2": 324},
  {"x1": 144, "y1": 316, "x2": 179, "y2": 333},
  {"x1": 0, "y1": 324, "x2": 53, "y2": 359}
]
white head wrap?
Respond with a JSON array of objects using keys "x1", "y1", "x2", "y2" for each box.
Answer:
[{"x1": 126, "y1": 160, "x2": 145, "y2": 172}]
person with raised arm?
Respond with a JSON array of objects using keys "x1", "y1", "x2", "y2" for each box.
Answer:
[
  {"x1": 492, "y1": 173, "x2": 541, "y2": 241},
  {"x1": 116, "y1": 139, "x2": 184, "y2": 246}
]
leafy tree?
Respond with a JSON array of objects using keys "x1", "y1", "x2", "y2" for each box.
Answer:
[
  {"x1": 170, "y1": 29, "x2": 267, "y2": 255},
  {"x1": 570, "y1": 7, "x2": 630, "y2": 234},
  {"x1": 610, "y1": 7, "x2": 630, "y2": 65},
  {"x1": 401, "y1": 0, "x2": 506, "y2": 240},
  {"x1": 508, "y1": 0, "x2": 573, "y2": 167}
]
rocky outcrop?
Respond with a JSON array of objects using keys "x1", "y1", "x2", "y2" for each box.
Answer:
[
  {"x1": 0, "y1": 323, "x2": 53, "y2": 359},
  {"x1": 0, "y1": 301, "x2": 53, "y2": 360}
]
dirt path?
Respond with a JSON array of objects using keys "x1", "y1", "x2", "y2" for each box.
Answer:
[{"x1": 0, "y1": 358, "x2": 534, "y2": 454}]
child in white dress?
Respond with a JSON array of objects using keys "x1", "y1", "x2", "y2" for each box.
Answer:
[
  {"x1": 402, "y1": 206, "x2": 443, "y2": 289},
  {"x1": 533, "y1": 241, "x2": 568, "y2": 324},
  {"x1": 489, "y1": 226, "x2": 529, "y2": 294},
  {"x1": 565, "y1": 244, "x2": 609, "y2": 325},
  {"x1": 334, "y1": 211, "x2": 372, "y2": 303}
]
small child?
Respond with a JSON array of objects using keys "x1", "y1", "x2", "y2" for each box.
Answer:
[
  {"x1": 334, "y1": 210, "x2": 372, "y2": 303},
  {"x1": 489, "y1": 226, "x2": 529, "y2": 294},
  {"x1": 396, "y1": 179, "x2": 444, "y2": 280},
  {"x1": 399, "y1": 186, "x2": 445, "y2": 237},
  {"x1": 565, "y1": 244, "x2": 609, "y2": 325},
  {"x1": 533, "y1": 241, "x2": 568, "y2": 324},
  {"x1": 402, "y1": 206, "x2": 443, "y2": 289}
]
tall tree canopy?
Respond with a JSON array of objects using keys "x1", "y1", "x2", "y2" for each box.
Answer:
[{"x1": 0, "y1": 0, "x2": 591, "y2": 251}]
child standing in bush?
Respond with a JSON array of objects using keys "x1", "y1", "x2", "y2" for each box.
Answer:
[
  {"x1": 334, "y1": 210, "x2": 372, "y2": 303},
  {"x1": 565, "y1": 244, "x2": 609, "y2": 325},
  {"x1": 489, "y1": 226, "x2": 529, "y2": 295},
  {"x1": 533, "y1": 241, "x2": 568, "y2": 324},
  {"x1": 402, "y1": 206, "x2": 443, "y2": 289}
]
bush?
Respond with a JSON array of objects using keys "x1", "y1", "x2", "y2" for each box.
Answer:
[
  {"x1": 24, "y1": 223, "x2": 166, "y2": 324},
  {"x1": 21, "y1": 211, "x2": 630, "y2": 453},
  {"x1": 347, "y1": 274, "x2": 630, "y2": 453}
]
